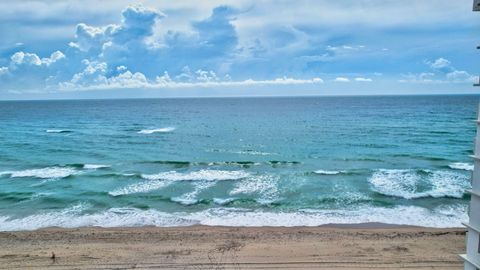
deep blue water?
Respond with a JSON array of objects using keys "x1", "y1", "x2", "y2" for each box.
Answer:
[{"x1": 0, "y1": 95, "x2": 477, "y2": 230}]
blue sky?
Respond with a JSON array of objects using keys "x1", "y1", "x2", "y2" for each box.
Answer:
[{"x1": 0, "y1": 0, "x2": 478, "y2": 99}]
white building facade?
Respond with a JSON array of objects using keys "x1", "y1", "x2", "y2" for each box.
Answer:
[
  {"x1": 462, "y1": 3, "x2": 480, "y2": 269},
  {"x1": 461, "y1": 103, "x2": 480, "y2": 269}
]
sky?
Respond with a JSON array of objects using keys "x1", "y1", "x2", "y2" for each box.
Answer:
[{"x1": 0, "y1": 0, "x2": 479, "y2": 99}]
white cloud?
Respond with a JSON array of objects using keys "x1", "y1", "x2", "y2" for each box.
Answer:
[
  {"x1": 108, "y1": 70, "x2": 149, "y2": 87},
  {"x1": 0, "y1": 2, "x2": 476, "y2": 96},
  {"x1": 11, "y1": 52, "x2": 42, "y2": 66},
  {"x1": 354, "y1": 77, "x2": 372, "y2": 82},
  {"x1": 400, "y1": 57, "x2": 477, "y2": 84},
  {"x1": 0, "y1": 67, "x2": 8, "y2": 76},
  {"x1": 59, "y1": 69, "x2": 324, "y2": 91},
  {"x1": 10, "y1": 51, "x2": 65, "y2": 67},
  {"x1": 446, "y1": 70, "x2": 477, "y2": 83},
  {"x1": 334, "y1": 77, "x2": 350, "y2": 82},
  {"x1": 398, "y1": 72, "x2": 436, "y2": 83},
  {"x1": 399, "y1": 71, "x2": 477, "y2": 84},
  {"x1": 195, "y1": 69, "x2": 219, "y2": 82},
  {"x1": 429, "y1": 57, "x2": 450, "y2": 69},
  {"x1": 69, "y1": 5, "x2": 164, "y2": 53},
  {"x1": 68, "y1": 60, "x2": 108, "y2": 86}
]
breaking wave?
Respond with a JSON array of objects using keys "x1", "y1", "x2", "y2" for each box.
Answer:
[
  {"x1": 171, "y1": 181, "x2": 217, "y2": 205},
  {"x1": 46, "y1": 129, "x2": 72, "y2": 133},
  {"x1": 109, "y1": 170, "x2": 249, "y2": 196},
  {"x1": 448, "y1": 162, "x2": 474, "y2": 171},
  {"x1": 83, "y1": 164, "x2": 110, "y2": 170},
  {"x1": 230, "y1": 175, "x2": 279, "y2": 204},
  {"x1": 0, "y1": 167, "x2": 78, "y2": 179},
  {"x1": 138, "y1": 127, "x2": 175, "y2": 134},
  {"x1": 313, "y1": 170, "x2": 344, "y2": 175},
  {"x1": 0, "y1": 203, "x2": 467, "y2": 231},
  {"x1": 109, "y1": 180, "x2": 172, "y2": 196},
  {"x1": 369, "y1": 169, "x2": 470, "y2": 199}
]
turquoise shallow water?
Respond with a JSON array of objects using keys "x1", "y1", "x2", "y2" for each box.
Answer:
[{"x1": 0, "y1": 95, "x2": 477, "y2": 230}]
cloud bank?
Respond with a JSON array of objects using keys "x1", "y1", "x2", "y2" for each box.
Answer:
[{"x1": 0, "y1": 1, "x2": 477, "y2": 97}]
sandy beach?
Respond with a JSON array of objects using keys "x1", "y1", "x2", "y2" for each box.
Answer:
[{"x1": 0, "y1": 225, "x2": 466, "y2": 269}]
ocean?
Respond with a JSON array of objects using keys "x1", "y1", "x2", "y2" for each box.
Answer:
[{"x1": 0, "y1": 95, "x2": 477, "y2": 230}]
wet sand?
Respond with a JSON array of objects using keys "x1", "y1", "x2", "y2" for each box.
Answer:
[{"x1": 0, "y1": 225, "x2": 466, "y2": 269}]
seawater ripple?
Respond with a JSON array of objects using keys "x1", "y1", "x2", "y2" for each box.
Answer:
[{"x1": 0, "y1": 96, "x2": 476, "y2": 229}]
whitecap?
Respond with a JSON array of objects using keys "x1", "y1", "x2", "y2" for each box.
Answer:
[
  {"x1": 314, "y1": 170, "x2": 344, "y2": 175},
  {"x1": 369, "y1": 169, "x2": 470, "y2": 199},
  {"x1": 171, "y1": 181, "x2": 216, "y2": 205},
  {"x1": 46, "y1": 129, "x2": 71, "y2": 133},
  {"x1": 137, "y1": 127, "x2": 175, "y2": 134},
  {"x1": 141, "y1": 170, "x2": 250, "y2": 181},
  {"x1": 1, "y1": 167, "x2": 78, "y2": 179},
  {"x1": 213, "y1": 198, "x2": 235, "y2": 205},
  {"x1": 448, "y1": 162, "x2": 474, "y2": 171},
  {"x1": 109, "y1": 180, "x2": 172, "y2": 196},
  {"x1": 83, "y1": 164, "x2": 110, "y2": 170},
  {"x1": 230, "y1": 175, "x2": 279, "y2": 204},
  {"x1": 234, "y1": 150, "x2": 274, "y2": 156}
]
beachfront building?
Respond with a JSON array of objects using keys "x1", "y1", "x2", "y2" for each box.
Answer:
[{"x1": 462, "y1": 2, "x2": 480, "y2": 269}]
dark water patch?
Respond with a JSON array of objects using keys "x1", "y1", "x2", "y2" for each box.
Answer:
[
  {"x1": 268, "y1": 161, "x2": 301, "y2": 166},
  {"x1": 337, "y1": 157, "x2": 384, "y2": 162},
  {"x1": 391, "y1": 153, "x2": 413, "y2": 158},
  {"x1": 89, "y1": 172, "x2": 142, "y2": 179},
  {"x1": 79, "y1": 191, "x2": 111, "y2": 197},
  {"x1": 37, "y1": 196, "x2": 74, "y2": 205},
  {"x1": 372, "y1": 191, "x2": 469, "y2": 200},
  {"x1": 0, "y1": 192, "x2": 36, "y2": 203},
  {"x1": 141, "y1": 160, "x2": 299, "y2": 168},
  {"x1": 391, "y1": 155, "x2": 450, "y2": 162},
  {"x1": 429, "y1": 130, "x2": 455, "y2": 135},
  {"x1": 131, "y1": 204, "x2": 150, "y2": 210},
  {"x1": 447, "y1": 139, "x2": 471, "y2": 144},
  {"x1": 142, "y1": 160, "x2": 192, "y2": 168},
  {"x1": 346, "y1": 143, "x2": 398, "y2": 149},
  {"x1": 420, "y1": 156, "x2": 450, "y2": 162},
  {"x1": 110, "y1": 194, "x2": 173, "y2": 204},
  {"x1": 66, "y1": 163, "x2": 86, "y2": 169}
]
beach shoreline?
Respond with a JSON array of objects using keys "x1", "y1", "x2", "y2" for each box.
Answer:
[{"x1": 0, "y1": 224, "x2": 466, "y2": 269}]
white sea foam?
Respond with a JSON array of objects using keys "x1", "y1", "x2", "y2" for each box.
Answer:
[
  {"x1": 189, "y1": 204, "x2": 467, "y2": 228},
  {"x1": 0, "y1": 204, "x2": 467, "y2": 231},
  {"x1": 314, "y1": 170, "x2": 344, "y2": 175},
  {"x1": 230, "y1": 175, "x2": 279, "y2": 204},
  {"x1": 171, "y1": 181, "x2": 216, "y2": 205},
  {"x1": 83, "y1": 164, "x2": 110, "y2": 169},
  {"x1": 233, "y1": 150, "x2": 274, "y2": 156},
  {"x1": 141, "y1": 170, "x2": 250, "y2": 181},
  {"x1": 0, "y1": 204, "x2": 194, "y2": 231},
  {"x1": 138, "y1": 127, "x2": 175, "y2": 134},
  {"x1": 449, "y1": 162, "x2": 474, "y2": 171},
  {"x1": 1, "y1": 167, "x2": 78, "y2": 179},
  {"x1": 46, "y1": 129, "x2": 71, "y2": 133},
  {"x1": 213, "y1": 198, "x2": 235, "y2": 205},
  {"x1": 369, "y1": 169, "x2": 470, "y2": 199},
  {"x1": 109, "y1": 180, "x2": 172, "y2": 196}
]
